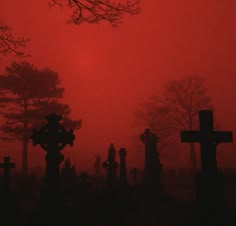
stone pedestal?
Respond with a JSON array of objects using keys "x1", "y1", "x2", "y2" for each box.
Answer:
[{"x1": 195, "y1": 172, "x2": 224, "y2": 209}]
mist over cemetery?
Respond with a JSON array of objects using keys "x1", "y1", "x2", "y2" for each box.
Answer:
[
  {"x1": 1, "y1": 1, "x2": 236, "y2": 225},
  {"x1": 0, "y1": 106, "x2": 235, "y2": 226}
]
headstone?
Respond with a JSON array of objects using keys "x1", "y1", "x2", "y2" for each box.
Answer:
[
  {"x1": 61, "y1": 158, "x2": 76, "y2": 200},
  {"x1": 94, "y1": 154, "x2": 102, "y2": 177},
  {"x1": 61, "y1": 158, "x2": 76, "y2": 178},
  {"x1": 0, "y1": 156, "x2": 16, "y2": 217},
  {"x1": 181, "y1": 110, "x2": 233, "y2": 209},
  {"x1": 140, "y1": 128, "x2": 163, "y2": 193},
  {"x1": 119, "y1": 148, "x2": 128, "y2": 187},
  {"x1": 31, "y1": 113, "x2": 75, "y2": 208},
  {"x1": 78, "y1": 172, "x2": 91, "y2": 194},
  {"x1": 0, "y1": 156, "x2": 15, "y2": 194},
  {"x1": 102, "y1": 144, "x2": 118, "y2": 191}
]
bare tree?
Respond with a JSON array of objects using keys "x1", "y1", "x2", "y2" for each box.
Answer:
[
  {"x1": 49, "y1": 0, "x2": 140, "y2": 27},
  {"x1": 0, "y1": 21, "x2": 29, "y2": 56},
  {"x1": 135, "y1": 75, "x2": 213, "y2": 173}
]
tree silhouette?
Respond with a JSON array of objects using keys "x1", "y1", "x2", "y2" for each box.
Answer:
[
  {"x1": 49, "y1": 0, "x2": 140, "y2": 27},
  {"x1": 135, "y1": 75, "x2": 213, "y2": 173},
  {"x1": 0, "y1": 21, "x2": 29, "y2": 56},
  {"x1": 0, "y1": 61, "x2": 81, "y2": 174}
]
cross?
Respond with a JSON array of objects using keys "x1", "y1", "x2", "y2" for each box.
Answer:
[
  {"x1": 31, "y1": 113, "x2": 75, "y2": 180},
  {"x1": 181, "y1": 110, "x2": 233, "y2": 175},
  {"x1": 31, "y1": 114, "x2": 75, "y2": 154},
  {"x1": 140, "y1": 128, "x2": 158, "y2": 145},
  {"x1": 0, "y1": 156, "x2": 15, "y2": 193}
]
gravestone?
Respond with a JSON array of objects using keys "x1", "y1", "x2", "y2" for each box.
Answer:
[
  {"x1": 61, "y1": 158, "x2": 76, "y2": 178},
  {"x1": 0, "y1": 156, "x2": 16, "y2": 214},
  {"x1": 93, "y1": 154, "x2": 103, "y2": 190},
  {"x1": 181, "y1": 110, "x2": 233, "y2": 210},
  {"x1": 94, "y1": 154, "x2": 102, "y2": 177},
  {"x1": 61, "y1": 158, "x2": 76, "y2": 203},
  {"x1": 0, "y1": 156, "x2": 17, "y2": 223},
  {"x1": 31, "y1": 113, "x2": 75, "y2": 211},
  {"x1": 0, "y1": 156, "x2": 15, "y2": 195},
  {"x1": 102, "y1": 144, "x2": 118, "y2": 191},
  {"x1": 140, "y1": 128, "x2": 163, "y2": 193},
  {"x1": 119, "y1": 148, "x2": 128, "y2": 187}
]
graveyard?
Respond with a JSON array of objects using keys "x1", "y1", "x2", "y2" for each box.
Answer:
[{"x1": 0, "y1": 109, "x2": 234, "y2": 226}]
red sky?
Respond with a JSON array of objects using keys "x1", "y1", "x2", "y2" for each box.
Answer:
[{"x1": 0, "y1": 0, "x2": 235, "y2": 173}]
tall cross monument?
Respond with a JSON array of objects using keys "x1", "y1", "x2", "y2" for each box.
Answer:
[
  {"x1": 31, "y1": 113, "x2": 75, "y2": 205},
  {"x1": 181, "y1": 110, "x2": 233, "y2": 206}
]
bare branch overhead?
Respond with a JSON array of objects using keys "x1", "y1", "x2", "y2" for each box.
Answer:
[{"x1": 49, "y1": 0, "x2": 141, "y2": 27}]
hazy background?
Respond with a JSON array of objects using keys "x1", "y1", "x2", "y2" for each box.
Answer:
[{"x1": 0, "y1": 0, "x2": 235, "y2": 173}]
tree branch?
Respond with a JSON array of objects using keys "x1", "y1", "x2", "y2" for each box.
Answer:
[
  {"x1": 0, "y1": 22, "x2": 29, "y2": 56},
  {"x1": 49, "y1": 0, "x2": 140, "y2": 27}
]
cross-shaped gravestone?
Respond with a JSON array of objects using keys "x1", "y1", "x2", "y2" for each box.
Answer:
[
  {"x1": 181, "y1": 110, "x2": 233, "y2": 175},
  {"x1": 119, "y1": 148, "x2": 127, "y2": 186},
  {"x1": 31, "y1": 114, "x2": 75, "y2": 180},
  {"x1": 103, "y1": 144, "x2": 118, "y2": 190},
  {"x1": 0, "y1": 156, "x2": 15, "y2": 194},
  {"x1": 31, "y1": 113, "x2": 75, "y2": 206}
]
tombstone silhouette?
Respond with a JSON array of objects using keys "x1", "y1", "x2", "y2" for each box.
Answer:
[
  {"x1": 181, "y1": 110, "x2": 233, "y2": 208},
  {"x1": 0, "y1": 156, "x2": 15, "y2": 214},
  {"x1": 103, "y1": 144, "x2": 118, "y2": 191},
  {"x1": 94, "y1": 154, "x2": 102, "y2": 177},
  {"x1": 31, "y1": 113, "x2": 75, "y2": 208},
  {"x1": 140, "y1": 128, "x2": 163, "y2": 192},
  {"x1": 0, "y1": 156, "x2": 15, "y2": 195},
  {"x1": 119, "y1": 148, "x2": 128, "y2": 187},
  {"x1": 61, "y1": 158, "x2": 76, "y2": 178}
]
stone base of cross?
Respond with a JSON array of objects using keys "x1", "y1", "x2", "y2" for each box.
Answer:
[
  {"x1": 195, "y1": 172, "x2": 224, "y2": 208},
  {"x1": 142, "y1": 165, "x2": 163, "y2": 193}
]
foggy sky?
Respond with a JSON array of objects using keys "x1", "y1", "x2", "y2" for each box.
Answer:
[{"x1": 0, "y1": 0, "x2": 235, "y2": 172}]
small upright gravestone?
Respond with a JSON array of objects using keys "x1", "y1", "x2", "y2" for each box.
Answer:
[
  {"x1": 140, "y1": 128, "x2": 163, "y2": 193},
  {"x1": 119, "y1": 148, "x2": 128, "y2": 187},
  {"x1": 0, "y1": 156, "x2": 17, "y2": 222},
  {"x1": 94, "y1": 154, "x2": 102, "y2": 177},
  {"x1": 102, "y1": 144, "x2": 118, "y2": 191},
  {"x1": 31, "y1": 113, "x2": 75, "y2": 209},
  {"x1": 181, "y1": 110, "x2": 233, "y2": 211},
  {"x1": 0, "y1": 156, "x2": 15, "y2": 213},
  {"x1": 130, "y1": 168, "x2": 140, "y2": 188},
  {"x1": 0, "y1": 156, "x2": 15, "y2": 195},
  {"x1": 61, "y1": 158, "x2": 76, "y2": 178}
]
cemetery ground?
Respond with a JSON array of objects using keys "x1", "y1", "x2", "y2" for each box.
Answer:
[
  {"x1": 0, "y1": 171, "x2": 235, "y2": 226},
  {"x1": 0, "y1": 110, "x2": 235, "y2": 226}
]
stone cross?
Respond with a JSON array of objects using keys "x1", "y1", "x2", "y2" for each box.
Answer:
[
  {"x1": 31, "y1": 113, "x2": 75, "y2": 203},
  {"x1": 140, "y1": 128, "x2": 162, "y2": 188},
  {"x1": 0, "y1": 156, "x2": 15, "y2": 193},
  {"x1": 181, "y1": 110, "x2": 233, "y2": 175},
  {"x1": 102, "y1": 144, "x2": 118, "y2": 190},
  {"x1": 119, "y1": 148, "x2": 127, "y2": 186}
]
